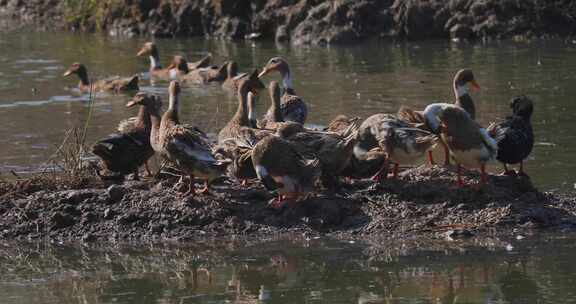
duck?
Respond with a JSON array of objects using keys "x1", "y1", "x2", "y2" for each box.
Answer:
[
  {"x1": 92, "y1": 95, "x2": 158, "y2": 180},
  {"x1": 172, "y1": 56, "x2": 228, "y2": 84},
  {"x1": 281, "y1": 120, "x2": 360, "y2": 189},
  {"x1": 423, "y1": 103, "x2": 497, "y2": 187},
  {"x1": 251, "y1": 124, "x2": 320, "y2": 209},
  {"x1": 397, "y1": 69, "x2": 481, "y2": 165},
  {"x1": 218, "y1": 69, "x2": 267, "y2": 144},
  {"x1": 136, "y1": 42, "x2": 212, "y2": 78},
  {"x1": 486, "y1": 95, "x2": 534, "y2": 176},
  {"x1": 134, "y1": 81, "x2": 226, "y2": 195},
  {"x1": 221, "y1": 61, "x2": 249, "y2": 95},
  {"x1": 257, "y1": 81, "x2": 285, "y2": 130},
  {"x1": 258, "y1": 57, "x2": 308, "y2": 124},
  {"x1": 63, "y1": 63, "x2": 139, "y2": 93},
  {"x1": 355, "y1": 114, "x2": 438, "y2": 182}
]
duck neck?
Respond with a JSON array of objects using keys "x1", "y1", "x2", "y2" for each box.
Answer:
[
  {"x1": 149, "y1": 107, "x2": 162, "y2": 148},
  {"x1": 454, "y1": 83, "x2": 475, "y2": 120},
  {"x1": 77, "y1": 69, "x2": 90, "y2": 87},
  {"x1": 270, "y1": 86, "x2": 283, "y2": 122},
  {"x1": 149, "y1": 51, "x2": 161, "y2": 70},
  {"x1": 135, "y1": 105, "x2": 151, "y2": 131},
  {"x1": 248, "y1": 93, "x2": 258, "y2": 128},
  {"x1": 227, "y1": 62, "x2": 238, "y2": 79},
  {"x1": 232, "y1": 83, "x2": 251, "y2": 127},
  {"x1": 164, "y1": 94, "x2": 180, "y2": 125},
  {"x1": 280, "y1": 68, "x2": 295, "y2": 95}
]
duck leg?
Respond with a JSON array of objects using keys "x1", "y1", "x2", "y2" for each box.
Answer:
[
  {"x1": 519, "y1": 161, "x2": 528, "y2": 177},
  {"x1": 428, "y1": 151, "x2": 435, "y2": 165},
  {"x1": 182, "y1": 174, "x2": 196, "y2": 196},
  {"x1": 443, "y1": 142, "x2": 451, "y2": 165},
  {"x1": 198, "y1": 180, "x2": 210, "y2": 194},
  {"x1": 133, "y1": 169, "x2": 140, "y2": 181},
  {"x1": 456, "y1": 164, "x2": 465, "y2": 187},
  {"x1": 391, "y1": 163, "x2": 400, "y2": 179},
  {"x1": 371, "y1": 156, "x2": 390, "y2": 183},
  {"x1": 500, "y1": 163, "x2": 516, "y2": 176},
  {"x1": 480, "y1": 164, "x2": 488, "y2": 185},
  {"x1": 144, "y1": 161, "x2": 153, "y2": 177}
]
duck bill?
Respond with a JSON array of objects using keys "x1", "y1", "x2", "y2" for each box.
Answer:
[
  {"x1": 469, "y1": 80, "x2": 481, "y2": 91},
  {"x1": 62, "y1": 70, "x2": 72, "y2": 77},
  {"x1": 125, "y1": 100, "x2": 139, "y2": 108},
  {"x1": 136, "y1": 48, "x2": 147, "y2": 57},
  {"x1": 258, "y1": 67, "x2": 271, "y2": 78}
]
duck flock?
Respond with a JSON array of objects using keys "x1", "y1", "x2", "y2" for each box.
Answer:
[{"x1": 65, "y1": 42, "x2": 535, "y2": 209}]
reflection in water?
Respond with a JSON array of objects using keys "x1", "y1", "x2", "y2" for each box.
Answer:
[
  {"x1": 1, "y1": 235, "x2": 576, "y2": 303},
  {"x1": 0, "y1": 31, "x2": 575, "y2": 191}
]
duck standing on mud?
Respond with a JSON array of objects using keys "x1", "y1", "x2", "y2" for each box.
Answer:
[
  {"x1": 487, "y1": 95, "x2": 534, "y2": 176},
  {"x1": 423, "y1": 103, "x2": 497, "y2": 187},
  {"x1": 258, "y1": 57, "x2": 308, "y2": 124},
  {"x1": 398, "y1": 69, "x2": 481, "y2": 165}
]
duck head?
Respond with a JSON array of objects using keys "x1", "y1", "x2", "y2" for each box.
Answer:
[
  {"x1": 510, "y1": 95, "x2": 534, "y2": 119},
  {"x1": 453, "y1": 69, "x2": 480, "y2": 95},
  {"x1": 136, "y1": 42, "x2": 158, "y2": 57},
  {"x1": 170, "y1": 55, "x2": 190, "y2": 75},
  {"x1": 259, "y1": 57, "x2": 292, "y2": 89},
  {"x1": 126, "y1": 92, "x2": 162, "y2": 113},
  {"x1": 276, "y1": 122, "x2": 304, "y2": 138},
  {"x1": 239, "y1": 69, "x2": 266, "y2": 95},
  {"x1": 63, "y1": 62, "x2": 87, "y2": 77}
]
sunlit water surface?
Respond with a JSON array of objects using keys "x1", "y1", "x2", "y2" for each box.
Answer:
[
  {"x1": 0, "y1": 31, "x2": 575, "y2": 190},
  {"x1": 2, "y1": 235, "x2": 576, "y2": 304}
]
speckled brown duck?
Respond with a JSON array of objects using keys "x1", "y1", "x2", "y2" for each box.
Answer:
[
  {"x1": 252, "y1": 124, "x2": 320, "y2": 209},
  {"x1": 257, "y1": 81, "x2": 285, "y2": 130},
  {"x1": 258, "y1": 57, "x2": 308, "y2": 124},
  {"x1": 142, "y1": 81, "x2": 226, "y2": 196},
  {"x1": 424, "y1": 103, "x2": 497, "y2": 187},
  {"x1": 281, "y1": 119, "x2": 360, "y2": 189},
  {"x1": 397, "y1": 69, "x2": 481, "y2": 165},
  {"x1": 355, "y1": 113, "x2": 439, "y2": 181},
  {"x1": 137, "y1": 42, "x2": 212, "y2": 78},
  {"x1": 63, "y1": 63, "x2": 139, "y2": 93},
  {"x1": 92, "y1": 93, "x2": 160, "y2": 180},
  {"x1": 487, "y1": 95, "x2": 534, "y2": 176},
  {"x1": 218, "y1": 70, "x2": 267, "y2": 144}
]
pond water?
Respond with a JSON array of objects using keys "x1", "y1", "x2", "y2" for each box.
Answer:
[
  {"x1": 0, "y1": 30, "x2": 575, "y2": 191},
  {"x1": 2, "y1": 235, "x2": 576, "y2": 304}
]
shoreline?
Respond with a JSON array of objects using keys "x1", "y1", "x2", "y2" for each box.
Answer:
[
  {"x1": 1, "y1": 1, "x2": 575, "y2": 44},
  {"x1": 2, "y1": 165, "x2": 575, "y2": 242}
]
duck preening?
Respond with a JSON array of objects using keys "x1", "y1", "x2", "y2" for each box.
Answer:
[
  {"x1": 424, "y1": 103, "x2": 497, "y2": 187},
  {"x1": 63, "y1": 62, "x2": 139, "y2": 93},
  {"x1": 92, "y1": 94, "x2": 159, "y2": 180},
  {"x1": 258, "y1": 57, "x2": 308, "y2": 124},
  {"x1": 487, "y1": 95, "x2": 534, "y2": 176}
]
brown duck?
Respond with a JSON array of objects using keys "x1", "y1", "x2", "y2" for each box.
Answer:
[
  {"x1": 92, "y1": 94, "x2": 158, "y2": 180},
  {"x1": 136, "y1": 42, "x2": 212, "y2": 78},
  {"x1": 423, "y1": 103, "x2": 497, "y2": 187},
  {"x1": 252, "y1": 124, "x2": 320, "y2": 209},
  {"x1": 221, "y1": 61, "x2": 250, "y2": 95},
  {"x1": 257, "y1": 81, "x2": 285, "y2": 130},
  {"x1": 258, "y1": 57, "x2": 308, "y2": 124},
  {"x1": 63, "y1": 63, "x2": 139, "y2": 93}
]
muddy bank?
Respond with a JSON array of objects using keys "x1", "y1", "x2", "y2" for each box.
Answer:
[
  {"x1": 1, "y1": 165, "x2": 575, "y2": 242},
  {"x1": 1, "y1": 0, "x2": 576, "y2": 44}
]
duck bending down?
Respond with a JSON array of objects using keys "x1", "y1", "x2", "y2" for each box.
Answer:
[
  {"x1": 63, "y1": 63, "x2": 139, "y2": 93},
  {"x1": 258, "y1": 57, "x2": 308, "y2": 124},
  {"x1": 398, "y1": 69, "x2": 481, "y2": 165},
  {"x1": 424, "y1": 103, "x2": 497, "y2": 187},
  {"x1": 136, "y1": 42, "x2": 212, "y2": 78},
  {"x1": 281, "y1": 120, "x2": 360, "y2": 189},
  {"x1": 356, "y1": 114, "x2": 439, "y2": 182},
  {"x1": 487, "y1": 95, "x2": 534, "y2": 176},
  {"x1": 135, "y1": 81, "x2": 226, "y2": 195},
  {"x1": 252, "y1": 124, "x2": 321, "y2": 209},
  {"x1": 92, "y1": 96, "x2": 158, "y2": 180}
]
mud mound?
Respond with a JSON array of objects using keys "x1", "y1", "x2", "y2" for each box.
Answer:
[{"x1": 0, "y1": 166, "x2": 574, "y2": 242}]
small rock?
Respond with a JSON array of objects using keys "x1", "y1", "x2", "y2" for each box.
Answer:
[{"x1": 107, "y1": 185, "x2": 125, "y2": 203}]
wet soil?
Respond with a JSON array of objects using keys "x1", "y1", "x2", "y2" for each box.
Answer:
[{"x1": 1, "y1": 165, "x2": 575, "y2": 242}]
